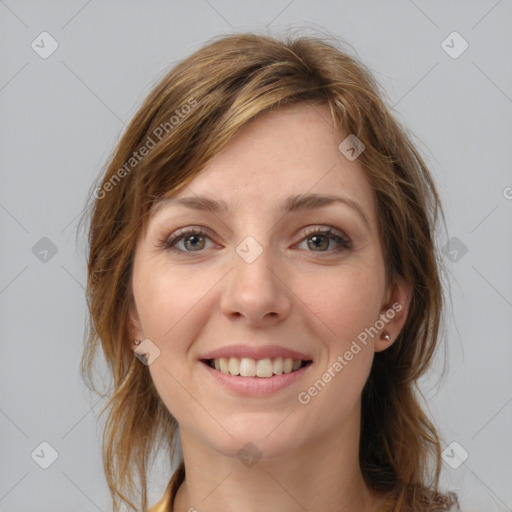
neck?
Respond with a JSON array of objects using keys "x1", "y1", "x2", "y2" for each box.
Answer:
[{"x1": 172, "y1": 408, "x2": 387, "y2": 512}]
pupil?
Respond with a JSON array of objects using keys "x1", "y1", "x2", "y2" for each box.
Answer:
[
  {"x1": 186, "y1": 235, "x2": 204, "y2": 250},
  {"x1": 309, "y1": 235, "x2": 327, "y2": 251}
]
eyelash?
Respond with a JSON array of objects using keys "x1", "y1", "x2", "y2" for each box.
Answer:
[{"x1": 160, "y1": 226, "x2": 352, "y2": 256}]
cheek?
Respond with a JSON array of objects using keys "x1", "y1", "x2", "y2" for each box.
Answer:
[
  {"x1": 133, "y1": 262, "x2": 213, "y2": 341},
  {"x1": 297, "y1": 263, "x2": 384, "y2": 351},
  {"x1": 293, "y1": 268, "x2": 382, "y2": 423},
  {"x1": 133, "y1": 262, "x2": 219, "y2": 408},
  {"x1": 134, "y1": 264, "x2": 213, "y2": 421}
]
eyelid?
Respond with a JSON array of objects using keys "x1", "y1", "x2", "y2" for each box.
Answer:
[
  {"x1": 161, "y1": 225, "x2": 214, "y2": 248},
  {"x1": 295, "y1": 226, "x2": 352, "y2": 252}
]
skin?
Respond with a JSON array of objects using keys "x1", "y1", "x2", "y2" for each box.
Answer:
[{"x1": 129, "y1": 102, "x2": 411, "y2": 512}]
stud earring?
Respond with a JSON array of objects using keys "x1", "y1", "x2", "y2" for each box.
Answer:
[
  {"x1": 381, "y1": 331, "x2": 391, "y2": 342},
  {"x1": 134, "y1": 339, "x2": 142, "y2": 345}
]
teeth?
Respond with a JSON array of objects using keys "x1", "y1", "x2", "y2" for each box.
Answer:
[
  {"x1": 228, "y1": 357, "x2": 240, "y2": 376},
  {"x1": 273, "y1": 356, "x2": 284, "y2": 375},
  {"x1": 209, "y1": 357, "x2": 307, "y2": 377},
  {"x1": 256, "y1": 358, "x2": 272, "y2": 377},
  {"x1": 219, "y1": 357, "x2": 229, "y2": 374},
  {"x1": 240, "y1": 357, "x2": 256, "y2": 377}
]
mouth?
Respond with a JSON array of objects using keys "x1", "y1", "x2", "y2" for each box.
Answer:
[{"x1": 200, "y1": 357, "x2": 313, "y2": 378}]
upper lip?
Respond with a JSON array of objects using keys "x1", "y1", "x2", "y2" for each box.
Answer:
[{"x1": 200, "y1": 344, "x2": 313, "y2": 361}]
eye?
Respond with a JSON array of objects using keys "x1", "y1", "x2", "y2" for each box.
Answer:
[
  {"x1": 161, "y1": 225, "x2": 352, "y2": 255},
  {"x1": 161, "y1": 227, "x2": 215, "y2": 253},
  {"x1": 295, "y1": 226, "x2": 352, "y2": 255}
]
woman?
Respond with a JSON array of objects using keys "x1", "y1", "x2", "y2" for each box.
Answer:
[{"x1": 81, "y1": 32, "x2": 459, "y2": 511}]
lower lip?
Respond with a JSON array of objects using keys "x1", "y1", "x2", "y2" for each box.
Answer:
[{"x1": 200, "y1": 360, "x2": 312, "y2": 396}]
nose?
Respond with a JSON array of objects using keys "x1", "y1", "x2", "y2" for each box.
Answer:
[{"x1": 220, "y1": 239, "x2": 292, "y2": 327}]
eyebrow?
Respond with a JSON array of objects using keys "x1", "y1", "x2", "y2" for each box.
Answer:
[{"x1": 151, "y1": 193, "x2": 370, "y2": 230}]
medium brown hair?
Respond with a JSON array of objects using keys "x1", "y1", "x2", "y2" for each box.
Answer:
[{"x1": 80, "y1": 31, "x2": 457, "y2": 512}]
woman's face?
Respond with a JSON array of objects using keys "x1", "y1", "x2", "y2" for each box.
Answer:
[{"x1": 129, "y1": 102, "x2": 410, "y2": 459}]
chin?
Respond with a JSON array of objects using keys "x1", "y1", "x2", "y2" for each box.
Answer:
[{"x1": 204, "y1": 416, "x2": 302, "y2": 462}]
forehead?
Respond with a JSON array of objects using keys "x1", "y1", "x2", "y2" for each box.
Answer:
[{"x1": 153, "y1": 103, "x2": 377, "y2": 226}]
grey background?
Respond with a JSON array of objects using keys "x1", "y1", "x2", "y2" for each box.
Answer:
[{"x1": 1, "y1": 1, "x2": 511, "y2": 511}]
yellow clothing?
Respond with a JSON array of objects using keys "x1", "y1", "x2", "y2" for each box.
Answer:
[
  {"x1": 149, "y1": 485, "x2": 173, "y2": 512},
  {"x1": 149, "y1": 461, "x2": 185, "y2": 512}
]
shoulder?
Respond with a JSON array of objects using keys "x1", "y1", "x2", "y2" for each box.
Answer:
[
  {"x1": 393, "y1": 490, "x2": 461, "y2": 512},
  {"x1": 426, "y1": 491, "x2": 461, "y2": 512}
]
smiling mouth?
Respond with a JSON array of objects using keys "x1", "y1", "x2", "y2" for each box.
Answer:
[{"x1": 201, "y1": 357, "x2": 313, "y2": 378}]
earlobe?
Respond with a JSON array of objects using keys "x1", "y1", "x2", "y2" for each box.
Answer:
[
  {"x1": 374, "y1": 277, "x2": 412, "y2": 353},
  {"x1": 128, "y1": 304, "x2": 144, "y2": 350}
]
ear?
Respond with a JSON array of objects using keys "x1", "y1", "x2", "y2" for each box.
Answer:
[
  {"x1": 128, "y1": 300, "x2": 145, "y2": 351},
  {"x1": 374, "y1": 276, "x2": 412, "y2": 353}
]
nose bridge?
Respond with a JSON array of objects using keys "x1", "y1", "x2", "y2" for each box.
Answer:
[{"x1": 221, "y1": 234, "x2": 290, "y2": 324}]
